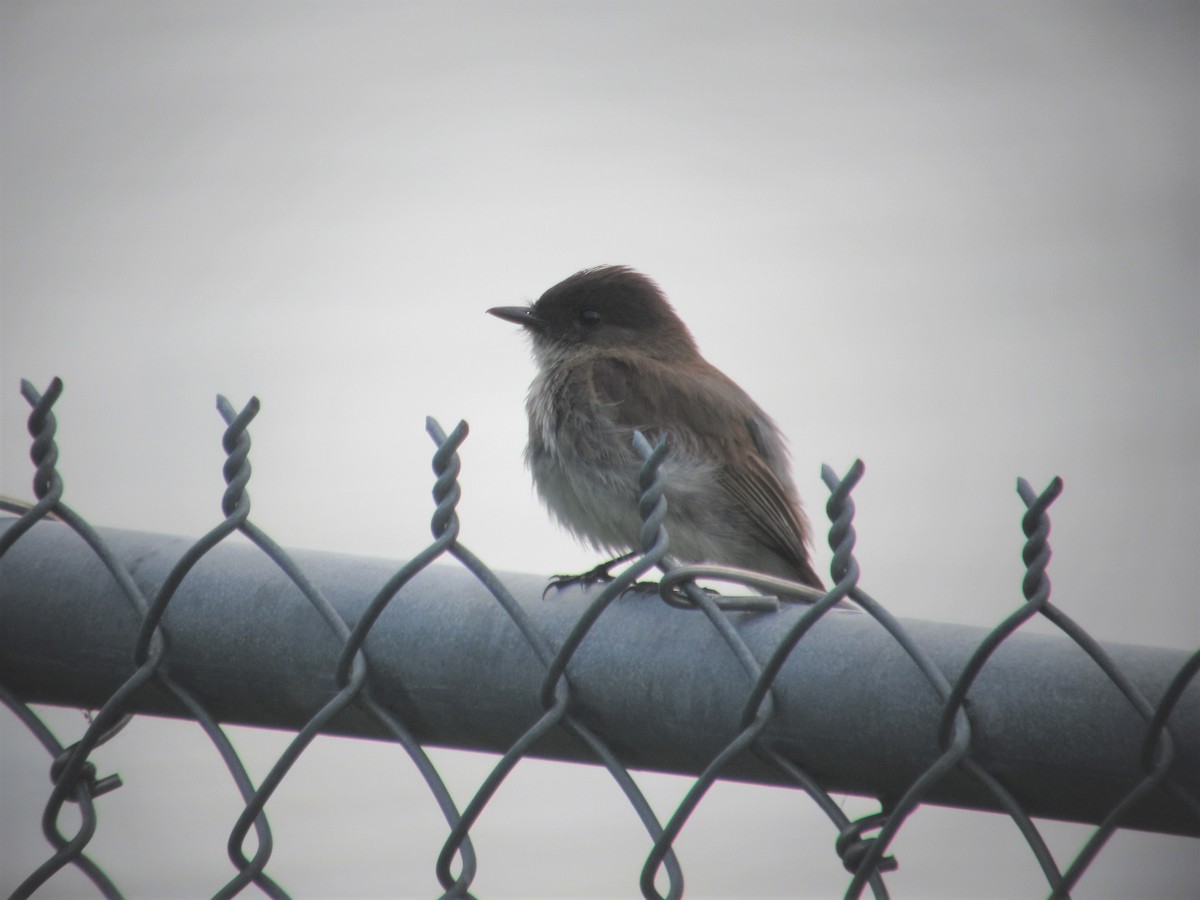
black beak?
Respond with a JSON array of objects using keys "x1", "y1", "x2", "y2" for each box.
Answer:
[{"x1": 487, "y1": 306, "x2": 544, "y2": 329}]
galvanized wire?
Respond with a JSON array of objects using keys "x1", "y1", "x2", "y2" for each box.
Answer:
[
  {"x1": 2, "y1": 380, "x2": 285, "y2": 899},
  {"x1": 1, "y1": 376, "x2": 1197, "y2": 899}
]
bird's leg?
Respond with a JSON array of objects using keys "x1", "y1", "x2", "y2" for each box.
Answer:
[{"x1": 543, "y1": 550, "x2": 640, "y2": 597}]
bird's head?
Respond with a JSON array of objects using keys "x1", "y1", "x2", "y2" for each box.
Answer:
[{"x1": 488, "y1": 265, "x2": 699, "y2": 363}]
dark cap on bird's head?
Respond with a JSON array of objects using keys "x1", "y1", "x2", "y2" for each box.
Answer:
[{"x1": 488, "y1": 265, "x2": 699, "y2": 360}]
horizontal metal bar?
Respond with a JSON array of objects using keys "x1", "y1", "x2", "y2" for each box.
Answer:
[{"x1": 1, "y1": 516, "x2": 1196, "y2": 836}]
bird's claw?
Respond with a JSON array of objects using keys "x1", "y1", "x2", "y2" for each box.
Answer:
[{"x1": 542, "y1": 552, "x2": 639, "y2": 598}]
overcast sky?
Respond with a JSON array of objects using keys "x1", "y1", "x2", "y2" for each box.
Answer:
[{"x1": 2, "y1": 2, "x2": 1197, "y2": 898}]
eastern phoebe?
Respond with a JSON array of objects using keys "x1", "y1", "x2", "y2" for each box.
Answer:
[{"x1": 489, "y1": 265, "x2": 824, "y2": 591}]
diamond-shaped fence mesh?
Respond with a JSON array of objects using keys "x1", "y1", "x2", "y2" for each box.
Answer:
[{"x1": 1, "y1": 377, "x2": 1197, "y2": 899}]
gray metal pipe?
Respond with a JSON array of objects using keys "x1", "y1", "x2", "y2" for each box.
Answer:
[{"x1": 1, "y1": 516, "x2": 1196, "y2": 837}]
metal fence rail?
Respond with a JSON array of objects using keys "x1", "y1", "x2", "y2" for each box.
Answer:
[{"x1": 1, "y1": 377, "x2": 1197, "y2": 899}]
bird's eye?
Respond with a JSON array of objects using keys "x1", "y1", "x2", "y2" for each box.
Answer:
[{"x1": 579, "y1": 309, "x2": 602, "y2": 327}]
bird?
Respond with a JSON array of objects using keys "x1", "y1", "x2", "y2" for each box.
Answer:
[{"x1": 488, "y1": 265, "x2": 825, "y2": 593}]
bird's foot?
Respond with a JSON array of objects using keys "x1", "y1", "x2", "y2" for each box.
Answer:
[
  {"x1": 622, "y1": 579, "x2": 726, "y2": 604},
  {"x1": 657, "y1": 582, "x2": 726, "y2": 608},
  {"x1": 621, "y1": 580, "x2": 663, "y2": 597},
  {"x1": 543, "y1": 551, "x2": 639, "y2": 598}
]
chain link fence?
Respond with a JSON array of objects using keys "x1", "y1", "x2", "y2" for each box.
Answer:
[{"x1": 1, "y1": 376, "x2": 1197, "y2": 899}]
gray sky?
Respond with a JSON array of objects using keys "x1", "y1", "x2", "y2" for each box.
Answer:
[{"x1": 2, "y1": 2, "x2": 1197, "y2": 897}]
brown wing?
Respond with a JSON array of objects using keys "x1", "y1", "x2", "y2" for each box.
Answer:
[
  {"x1": 716, "y1": 451, "x2": 823, "y2": 587},
  {"x1": 588, "y1": 353, "x2": 820, "y2": 586}
]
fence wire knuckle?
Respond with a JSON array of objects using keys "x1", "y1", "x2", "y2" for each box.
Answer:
[{"x1": 1, "y1": 377, "x2": 1197, "y2": 899}]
